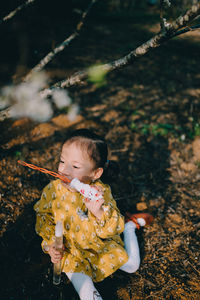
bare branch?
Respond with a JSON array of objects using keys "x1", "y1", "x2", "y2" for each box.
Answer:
[
  {"x1": 40, "y1": 32, "x2": 169, "y2": 96},
  {"x1": 164, "y1": 0, "x2": 171, "y2": 7},
  {"x1": 24, "y1": 0, "x2": 97, "y2": 81},
  {"x1": 171, "y1": 23, "x2": 200, "y2": 38},
  {"x1": 166, "y1": 3, "x2": 200, "y2": 33},
  {"x1": 160, "y1": 0, "x2": 171, "y2": 31},
  {"x1": 160, "y1": 0, "x2": 165, "y2": 30},
  {"x1": 40, "y1": 3, "x2": 200, "y2": 96},
  {"x1": 0, "y1": 107, "x2": 10, "y2": 121},
  {"x1": 0, "y1": 0, "x2": 35, "y2": 25}
]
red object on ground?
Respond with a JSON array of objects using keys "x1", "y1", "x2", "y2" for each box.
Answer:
[{"x1": 125, "y1": 212, "x2": 154, "y2": 229}]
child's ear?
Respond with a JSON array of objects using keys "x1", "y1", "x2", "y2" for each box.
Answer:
[{"x1": 93, "y1": 167, "x2": 103, "y2": 180}]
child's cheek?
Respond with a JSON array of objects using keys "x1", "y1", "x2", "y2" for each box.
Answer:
[
  {"x1": 58, "y1": 164, "x2": 68, "y2": 176},
  {"x1": 58, "y1": 164, "x2": 63, "y2": 173}
]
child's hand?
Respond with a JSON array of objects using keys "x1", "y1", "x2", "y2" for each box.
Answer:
[
  {"x1": 84, "y1": 185, "x2": 104, "y2": 219},
  {"x1": 48, "y1": 243, "x2": 64, "y2": 263}
]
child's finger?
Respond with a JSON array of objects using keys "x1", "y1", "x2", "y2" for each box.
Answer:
[
  {"x1": 52, "y1": 248, "x2": 61, "y2": 254},
  {"x1": 54, "y1": 251, "x2": 62, "y2": 256},
  {"x1": 53, "y1": 252, "x2": 62, "y2": 260},
  {"x1": 51, "y1": 257, "x2": 62, "y2": 263},
  {"x1": 91, "y1": 185, "x2": 103, "y2": 196},
  {"x1": 96, "y1": 197, "x2": 104, "y2": 204},
  {"x1": 92, "y1": 185, "x2": 103, "y2": 193}
]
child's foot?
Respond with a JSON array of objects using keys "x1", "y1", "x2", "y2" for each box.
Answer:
[{"x1": 125, "y1": 212, "x2": 154, "y2": 229}]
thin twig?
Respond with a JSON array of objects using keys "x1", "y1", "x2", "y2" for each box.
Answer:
[
  {"x1": 171, "y1": 24, "x2": 200, "y2": 38},
  {"x1": 24, "y1": 0, "x2": 97, "y2": 81},
  {"x1": 187, "y1": 260, "x2": 200, "y2": 275},
  {"x1": 160, "y1": 0, "x2": 165, "y2": 30},
  {"x1": 0, "y1": 0, "x2": 35, "y2": 25},
  {"x1": 0, "y1": 107, "x2": 11, "y2": 121},
  {"x1": 111, "y1": 148, "x2": 129, "y2": 153},
  {"x1": 167, "y1": 3, "x2": 200, "y2": 32},
  {"x1": 114, "y1": 194, "x2": 135, "y2": 201},
  {"x1": 159, "y1": 0, "x2": 171, "y2": 31}
]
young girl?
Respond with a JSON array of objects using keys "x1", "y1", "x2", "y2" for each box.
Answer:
[{"x1": 34, "y1": 129, "x2": 153, "y2": 300}]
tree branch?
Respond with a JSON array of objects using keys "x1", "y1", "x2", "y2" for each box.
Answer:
[
  {"x1": 0, "y1": 107, "x2": 10, "y2": 121},
  {"x1": 40, "y1": 3, "x2": 200, "y2": 97},
  {"x1": 160, "y1": 0, "x2": 171, "y2": 31},
  {"x1": 171, "y1": 23, "x2": 200, "y2": 38},
  {"x1": 24, "y1": 0, "x2": 97, "y2": 81},
  {"x1": 0, "y1": 0, "x2": 35, "y2": 25},
  {"x1": 160, "y1": 0, "x2": 165, "y2": 30},
  {"x1": 166, "y1": 3, "x2": 200, "y2": 33}
]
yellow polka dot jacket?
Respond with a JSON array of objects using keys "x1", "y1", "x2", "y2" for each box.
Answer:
[{"x1": 34, "y1": 179, "x2": 128, "y2": 282}]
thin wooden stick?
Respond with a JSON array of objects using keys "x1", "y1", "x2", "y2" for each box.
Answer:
[{"x1": 0, "y1": 0, "x2": 35, "y2": 25}]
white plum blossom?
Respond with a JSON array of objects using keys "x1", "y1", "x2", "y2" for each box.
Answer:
[
  {"x1": 9, "y1": 93, "x2": 53, "y2": 122},
  {"x1": 0, "y1": 71, "x2": 79, "y2": 122},
  {"x1": 52, "y1": 89, "x2": 71, "y2": 108},
  {"x1": 0, "y1": 72, "x2": 52, "y2": 122},
  {"x1": 0, "y1": 86, "x2": 13, "y2": 109},
  {"x1": 67, "y1": 104, "x2": 79, "y2": 121}
]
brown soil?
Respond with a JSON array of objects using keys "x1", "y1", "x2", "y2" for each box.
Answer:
[{"x1": 0, "y1": 3, "x2": 200, "y2": 300}]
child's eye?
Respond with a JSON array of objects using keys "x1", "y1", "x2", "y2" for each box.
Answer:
[
  {"x1": 73, "y1": 165, "x2": 80, "y2": 169},
  {"x1": 59, "y1": 160, "x2": 64, "y2": 163}
]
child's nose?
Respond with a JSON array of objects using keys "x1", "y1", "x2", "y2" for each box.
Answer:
[
  {"x1": 59, "y1": 163, "x2": 70, "y2": 175},
  {"x1": 63, "y1": 164, "x2": 72, "y2": 175}
]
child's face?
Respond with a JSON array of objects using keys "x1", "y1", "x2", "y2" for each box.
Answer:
[{"x1": 58, "y1": 141, "x2": 102, "y2": 185}]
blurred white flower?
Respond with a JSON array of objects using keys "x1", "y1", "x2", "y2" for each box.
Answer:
[
  {"x1": 28, "y1": 72, "x2": 48, "y2": 91},
  {"x1": 0, "y1": 72, "x2": 53, "y2": 122},
  {"x1": 180, "y1": 134, "x2": 186, "y2": 141},
  {"x1": 0, "y1": 86, "x2": 14, "y2": 109},
  {"x1": 68, "y1": 104, "x2": 79, "y2": 121},
  {"x1": 9, "y1": 96, "x2": 53, "y2": 122},
  {"x1": 0, "y1": 72, "x2": 77, "y2": 122},
  {"x1": 52, "y1": 89, "x2": 71, "y2": 109}
]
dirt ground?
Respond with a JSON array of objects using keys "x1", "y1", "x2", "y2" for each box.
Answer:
[{"x1": 0, "y1": 2, "x2": 200, "y2": 299}]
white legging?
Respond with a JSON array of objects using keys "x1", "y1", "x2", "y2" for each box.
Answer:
[
  {"x1": 66, "y1": 272, "x2": 103, "y2": 300},
  {"x1": 66, "y1": 221, "x2": 140, "y2": 300},
  {"x1": 119, "y1": 221, "x2": 140, "y2": 273}
]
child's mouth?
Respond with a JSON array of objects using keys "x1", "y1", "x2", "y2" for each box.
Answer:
[{"x1": 58, "y1": 172, "x2": 72, "y2": 183}]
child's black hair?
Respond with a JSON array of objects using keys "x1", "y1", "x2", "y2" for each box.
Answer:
[{"x1": 64, "y1": 128, "x2": 119, "y2": 183}]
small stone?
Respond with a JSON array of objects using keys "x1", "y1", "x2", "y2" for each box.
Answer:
[
  {"x1": 168, "y1": 213, "x2": 182, "y2": 224},
  {"x1": 136, "y1": 202, "x2": 147, "y2": 211},
  {"x1": 192, "y1": 138, "x2": 200, "y2": 161},
  {"x1": 180, "y1": 162, "x2": 197, "y2": 172}
]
